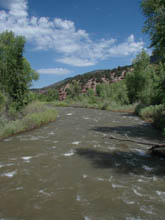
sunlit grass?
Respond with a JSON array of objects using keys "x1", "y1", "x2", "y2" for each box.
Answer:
[{"x1": 0, "y1": 101, "x2": 57, "y2": 139}]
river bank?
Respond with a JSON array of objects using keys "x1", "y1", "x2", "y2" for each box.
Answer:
[{"x1": 0, "y1": 101, "x2": 58, "y2": 140}]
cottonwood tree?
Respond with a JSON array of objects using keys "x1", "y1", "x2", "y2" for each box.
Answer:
[
  {"x1": 141, "y1": 0, "x2": 165, "y2": 61},
  {"x1": 0, "y1": 31, "x2": 38, "y2": 110}
]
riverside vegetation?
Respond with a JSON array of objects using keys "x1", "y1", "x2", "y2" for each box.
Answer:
[
  {"x1": 0, "y1": 31, "x2": 57, "y2": 139},
  {"x1": 0, "y1": 0, "x2": 165, "y2": 139}
]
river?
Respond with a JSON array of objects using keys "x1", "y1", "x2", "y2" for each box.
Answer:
[{"x1": 0, "y1": 107, "x2": 165, "y2": 220}]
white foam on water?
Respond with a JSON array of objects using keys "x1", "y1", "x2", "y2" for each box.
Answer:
[
  {"x1": 156, "y1": 190, "x2": 165, "y2": 200},
  {"x1": 2, "y1": 171, "x2": 17, "y2": 178},
  {"x1": 84, "y1": 217, "x2": 91, "y2": 220},
  {"x1": 140, "y1": 205, "x2": 154, "y2": 215},
  {"x1": 126, "y1": 217, "x2": 142, "y2": 220},
  {"x1": 132, "y1": 187, "x2": 143, "y2": 197},
  {"x1": 123, "y1": 199, "x2": 135, "y2": 205},
  {"x1": 22, "y1": 156, "x2": 32, "y2": 163},
  {"x1": 29, "y1": 136, "x2": 40, "y2": 141},
  {"x1": 64, "y1": 149, "x2": 75, "y2": 157},
  {"x1": 83, "y1": 117, "x2": 90, "y2": 120},
  {"x1": 66, "y1": 113, "x2": 73, "y2": 116},
  {"x1": 48, "y1": 131, "x2": 55, "y2": 135},
  {"x1": 0, "y1": 163, "x2": 13, "y2": 168},
  {"x1": 3, "y1": 138, "x2": 12, "y2": 142},
  {"x1": 53, "y1": 141, "x2": 59, "y2": 144},
  {"x1": 142, "y1": 165, "x2": 154, "y2": 172},
  {"x1": 108, "y1": 176, "x2": 113, "y2": 182},
  {"x1": 135, "y1": 149, "x2": 149, "y2": 157},
  {"x1": 108, "y1": 146, "x2": 116, "y2": 150},
  {"x1": 0, "y1": 163, "x2": 4, "y2": 168},
  {"x1": 16, "y1": 186, "x2": 24, "y2": 190},
  {"x1": 96, "y1": 177, "x2": 105, "y2": 182},
  {"x1": 39, "y1": 189, "x2": 53, "y2": 197},
  {"x1": 72, "y1": 141, "x2": 80, "y2": 145},
  {"x1": 112, "y1": 183, "x2": 125, "y2": 189},
  {"x1": 137, "y1": 178, "x2": 146, "y2": 183},
  {"x1": 83, "y1": 174, "x2": 88, "y2": 179},
  {"x1": 76, "y1": 195, "x2": 81, "y2": 201},
  {"x1": 52, "y1": 146, "x2": 56, "y2": 149}
]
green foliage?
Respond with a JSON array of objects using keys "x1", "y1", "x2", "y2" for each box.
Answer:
[
  {"x1": 66, "y1": 81, "x2": 81, "y2": 98},
  {"x1": 8, "y1": 102, "x2": 20, "y2": 120},
  {"x1": 86, "y1": 88, "x2": 95, "y2": 97},
  {"x1": 0, "y1": 31, "x2": 39, "y2": 110},
  {"x1": 96, "y1": 80, "x2": 129, "y2": 105},
  {"x1": 46, "y1": 89, "x2": 59, "y2": 102},
  {"x1": 22, "y1": 58, "x2": 39, "y2": 88},
  {"x1": 141, "y1": 0, "x2": 165, "y2": 62},
  {"x1": 135, "y1": 103, "x2": 164, "y2": 119},
  {"x1": 0, "y1": 101, "x2": 57, "y2": 139},
  {"x1": 37, "y1": 89, "x2": 59, "y2": 102},
  {"x1": 126, "y1": 50, "x2": 160, "y2": 104},
  {"x1": 135, "y1": 103, "x2": 165, "y2": 133},
  {"x1": 0, "y1": 92, "x2": 5, "y2": 111},
  {"x1": 154, "y1": 62, "x2": 165, "y2": 104}
]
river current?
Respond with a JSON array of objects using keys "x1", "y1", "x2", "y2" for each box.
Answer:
[{"x1": 0, "y1": 107, "x2": 165, "y2": 220}]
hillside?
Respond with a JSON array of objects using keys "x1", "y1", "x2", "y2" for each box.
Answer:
[{"x1": 35, "y1": 65, "x2": 132, "y2": 100}]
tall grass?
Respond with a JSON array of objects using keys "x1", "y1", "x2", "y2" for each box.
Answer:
[{"x1": 0, "y1": 101, "x2": 57, "y2": 139}]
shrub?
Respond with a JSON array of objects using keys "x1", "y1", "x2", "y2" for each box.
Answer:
[{"x1": 135, "y1": 104, "x2": 164, "y2": 120}]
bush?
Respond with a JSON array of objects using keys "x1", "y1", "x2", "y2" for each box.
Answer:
[{"x1": 135, "y1": 104, "x2": 164, "y2": 121}]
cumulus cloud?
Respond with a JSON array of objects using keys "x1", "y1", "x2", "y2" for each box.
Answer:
[
  {"x1": 37, "y1": 68, "x2": 71, "y2": 75},
  {"x1": 0, "y1": 0, "x2": 144, "y2": 67}
]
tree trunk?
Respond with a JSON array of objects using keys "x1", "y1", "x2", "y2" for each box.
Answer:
[{"x1": 104, "y1": 135, "x2": 165, "y2": 152}]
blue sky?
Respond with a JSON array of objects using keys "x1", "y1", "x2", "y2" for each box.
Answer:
[{"x1": 0, "y1": 0, "x2": 149, "y2": 88}]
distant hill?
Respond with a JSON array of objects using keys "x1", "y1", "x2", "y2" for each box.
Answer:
[{"x1": 33, "y1": 65, "x2": 132, "y2": 100}]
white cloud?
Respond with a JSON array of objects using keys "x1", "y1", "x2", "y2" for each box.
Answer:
[
  {"x1": 37, "y1": 68, "x2": 71, "y2": 75},
  {"x1": 57, "y1": 57, "x2": 96, "y2": 67},
  {"x1": 0, "y1": 0, "x2": 145, "y2": 67}
]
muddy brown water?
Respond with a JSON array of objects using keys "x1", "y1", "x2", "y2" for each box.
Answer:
[{"x1": 0, "y1": 107, "x2": 165, "y2": 220}]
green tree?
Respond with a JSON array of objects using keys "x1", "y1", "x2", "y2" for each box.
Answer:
[
  {"x1": 141, "y1": 0, "x2": 165, "y2": 61},
  {"x1": 154, "y1": 62, "x2": 165, "y2": 104},
  {"x1": 0, "y1": 31, "x2": 39, "y2": 110},
  {"x1": 126, "y1": 50, "x2": 153, "y2": 104},
  {"x1": 45, "y1": 89, "x2": 59, "y2": 101}
]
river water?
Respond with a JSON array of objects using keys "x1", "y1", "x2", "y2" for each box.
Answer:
[{"x1": 0, "y1": 107, "x2": 165, "y2": 220}]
